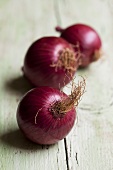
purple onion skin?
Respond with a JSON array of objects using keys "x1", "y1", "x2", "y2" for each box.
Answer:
[
  {"x1": 17, "y1": 87, "x2": 76, "y2": 145},
  {"x1": 23, "y1": 37, "x2": 76, "y2": 89},
  {"x1": 57, "y1": 24, "x2": 102, "y2": 67}
]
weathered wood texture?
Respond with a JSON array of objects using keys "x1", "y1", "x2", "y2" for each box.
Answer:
[{"x1": 0, "y1": 0, "x2": 113, "y2": 170}]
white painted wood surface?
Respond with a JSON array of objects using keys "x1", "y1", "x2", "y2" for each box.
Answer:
[{"x1": 0, "y1": 0, "x2": 113, "y2": 170}]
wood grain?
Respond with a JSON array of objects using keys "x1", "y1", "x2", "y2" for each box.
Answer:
[
  {"x1": 61, "y1": 0, "x2": 113, "y2": 169},
  {"x1": 0, "y1": 0, "x2": 113, "y2": 170}
]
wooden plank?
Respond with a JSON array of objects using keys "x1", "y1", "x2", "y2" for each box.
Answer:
[
  {"x1": 0, "y1": 0, "x2": 67, "y2": 170},
  {"x1": 60, "y1": 0, "x2": 113, "y2": 169}
]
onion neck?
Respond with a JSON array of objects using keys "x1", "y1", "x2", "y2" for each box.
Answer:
[
  {"x1": 51, "y1": 78, "x2": 86, "y2": 118},
  {"x1": 55, "y1": 26, "x2": 64, "y2": 33}
]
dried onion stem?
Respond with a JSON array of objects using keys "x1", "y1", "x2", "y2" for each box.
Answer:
[{"x1": 51, "y1": 77, "x2": 86, "y2": 117}]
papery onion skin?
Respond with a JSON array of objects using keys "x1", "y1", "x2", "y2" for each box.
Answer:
[
  {"x1": 23, "y1": 37, "x2": 78, "y2": 89},
  {"x1": 17, "y1": 87, "x2": 76, "y2": 145},
  {"x1": 56, "y1": 24, "x2": 102, "y2": 67}
]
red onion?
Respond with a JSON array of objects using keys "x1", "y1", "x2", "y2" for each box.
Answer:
[
  {"x1": 23, "y1": 36, "x2": 79, "y2": 89},
  {"x1": 56, "y1": 24, "x2": 102, "y2": 67},
  {"x1": 16, "y1": 79, "x2": 85, "y2": 145}
]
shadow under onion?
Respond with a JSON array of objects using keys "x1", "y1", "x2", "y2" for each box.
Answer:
[
  {"x1": 0, "y1": 129, "x2": 55, "y2": 150},
  {"x1": 4, "y1": 75, "x2": 33, "y2": 96}
]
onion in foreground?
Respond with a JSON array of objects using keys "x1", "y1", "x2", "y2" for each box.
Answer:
[
  {"x1": 56, "y1": 24, "x2": 102, "y2": 67},
  {"x1": 23, "y1": 36, "x2": 79, "y2": 89},
  {"x1": 16, "y1": 78, "x2": 85, "y2": 145}
]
